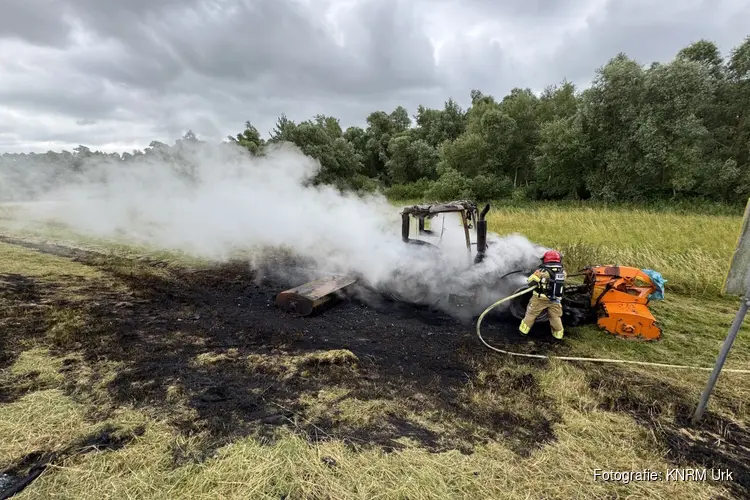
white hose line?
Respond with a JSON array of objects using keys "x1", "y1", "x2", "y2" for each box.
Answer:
[{"x1": 476, "y1": 287, "x2": 750, "y2": 374}]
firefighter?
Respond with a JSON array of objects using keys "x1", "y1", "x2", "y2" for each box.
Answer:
[{"x1": 519, "y1": 249, "x2": 566, "y2": 339}]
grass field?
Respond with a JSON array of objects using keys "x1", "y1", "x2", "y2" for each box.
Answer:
[{"x1": 1, "y1": 201, "x2": 749, "y2": 499}]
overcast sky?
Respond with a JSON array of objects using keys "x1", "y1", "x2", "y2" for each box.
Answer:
[{"x1": 1, "y1": 0, "x2": 748, "y2": 153}]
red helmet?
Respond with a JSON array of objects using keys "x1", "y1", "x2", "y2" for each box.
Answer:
[{"x1": 542, "y1": 249, "x2": 562, "y2": 264}]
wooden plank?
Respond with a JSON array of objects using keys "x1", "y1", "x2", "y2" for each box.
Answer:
[{"x1": 275, "y1": 275, "x2": 357, "y2": 315}]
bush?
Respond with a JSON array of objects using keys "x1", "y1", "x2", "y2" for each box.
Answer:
[
  {"x1": 425, "y1": 168, "x2": 473, "y2": 201},
  {"x1": 349, "y1": 174, "x2": 382, "y2": 193},
  {"x1": 468, "y1": 174, "x2": 513, "y2": 201},
  {"x1": 511, "y1": 187, "x2": 529, "y2": 203},
  {"x1": 385, "y1": 178, "x2": 434, "y2": 200}
]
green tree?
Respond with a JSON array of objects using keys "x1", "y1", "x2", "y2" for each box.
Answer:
[
  {"x1": 499, "y1": 88, "x2": 540, "y2": 186},
  {"x1": 232, "y1": 121, "x2": 265, "y2": 155},
  {"x1": 414, "y1": 99, "x2": 467, "y2": 148},
  {"x1": 677, "y1": 39, "x2": 724, "y2": 79},
  {"x1": 385, "y1": 134, "x2": 439, "y2": 184},
  {"x1": 579, "y1": 53, "x2": 650, "y2": 201},
  {"x1": 534, "y1": 116, "x2": 591, "y2": 199},
  {"x1": 723, "y1": 36, "x2": 750, "y2": 196},
  {"x1": 538, "y1": 81, "x2": 578, "y2": 122},
  {"x1": 272, "y1": 115, "x2": 364, "y2": 188}
]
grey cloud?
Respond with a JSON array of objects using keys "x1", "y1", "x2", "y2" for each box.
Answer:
[
  {"x1": 65, "y1": 0, "x2": 439, "y2": 98},
  {"x1": 1, "y1": 0, "x2": 749, "y2": 153},
  {"x1": 67, "y1": 0, "x2": 192, "y2": 44},
  {"x1": 57, "y1": 0, "x2": 198, "y2": 94},
  {"x1": 536, "y1": 0, "x2": 750, "y2": 87},
  {"x1": 457, "y1": 0, "x2": 590, "y2": 20},
  {"x1": 3, "y1": 126, "x2": 107, "y2": 146},
  {"x1": 0, "y1": 85, "x2": 121, "y2": 120},
  {"x1": 162, "y1": 2, "x2": 349, "y2": 82},
  {"x1": 0, "y1": 108, "x2": 154, "y2": 153},
  {"x1": 436, "y1": 37, "x2": 525, "y2": 98},
  {"x1": 69, "y1": 45, "x2": 184, "y2": 92},
  {"x1": 335, "y1": 1, "x2": 439, "y2": 91},
  {"x1": 0, "y1": 1, "x2": 73, "y2": 46}
]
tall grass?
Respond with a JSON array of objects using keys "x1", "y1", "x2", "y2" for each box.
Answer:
[
  {"x1": 486, "y1": 198, "x2": 746, "y2": 217},
  {"x1": 485, "y1": 205, "x2": 743, "y2": 296}
]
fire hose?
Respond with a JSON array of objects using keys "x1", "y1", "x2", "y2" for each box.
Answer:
[{"x1": 476, "y1": 286, "x2": 750, "y2": 374}]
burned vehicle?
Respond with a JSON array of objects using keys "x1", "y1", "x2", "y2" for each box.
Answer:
[
  {"x1": 276, "y1": 200, "x2": 493, "y2": 315},
  {"x1": 383, "y1": 200, "x2": 499, "y2": 309},
  {"x1": 277, "y1": 199, "x2": 536, "y2": 316},
  {"x1": 399, "y1": 199, "x2": 491, "y2": 264}
]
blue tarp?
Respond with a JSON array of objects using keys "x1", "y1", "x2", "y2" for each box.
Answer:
[{"x1": 642, "y1": 269, "x2": 666, "y2": 300}]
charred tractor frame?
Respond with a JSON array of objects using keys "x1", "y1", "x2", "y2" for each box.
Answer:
[
  {"x1": 399, "y1": 200, "x2": 491, "y2": 264},
  {"x1": 276, "y1": 200, "x2": 491, "y2": 315}
]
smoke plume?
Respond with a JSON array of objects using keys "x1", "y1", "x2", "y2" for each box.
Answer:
[{"x1": 1, "y1": 141, "x2": 546, "y2": 319}]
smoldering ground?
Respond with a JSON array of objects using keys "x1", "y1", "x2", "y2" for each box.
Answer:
[{"x1": 1, "y1": 140, "x2": 546, "y2": 318}]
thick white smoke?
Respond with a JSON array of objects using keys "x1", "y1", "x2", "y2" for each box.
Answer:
[{"x1": 2, "y1": 141, "x2": 546, "y2": 319}]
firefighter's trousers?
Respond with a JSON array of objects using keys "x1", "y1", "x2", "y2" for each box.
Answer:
[{"x1": 519, "y1": 294, "x2": 564, "y2": 338}]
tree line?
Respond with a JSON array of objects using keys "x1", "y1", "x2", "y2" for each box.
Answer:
[{"x1": 2, "y1": 35, "x2": 749, "y2": 205}]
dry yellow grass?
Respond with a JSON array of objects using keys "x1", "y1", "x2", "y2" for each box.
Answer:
[
  {"x1": 486, "y1": 205, "x2": 741, "y2": 296},
  {"x1": 0, "y1": 379, "x2": 729, "y2": 500}
]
